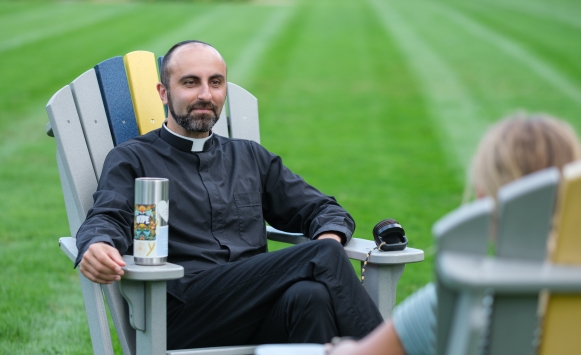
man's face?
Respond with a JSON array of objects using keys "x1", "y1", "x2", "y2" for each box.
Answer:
[{"x1": 159, "y1": 44, "x2": 227, "y2": 134}]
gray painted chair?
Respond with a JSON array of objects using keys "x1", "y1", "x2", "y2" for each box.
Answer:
[
  {"x1": 46, "y1": 51, "x2": 424, "y2": 355},
  {"x1": 256, "y1": 164, "x2": 581, "y2": 354},
  {"x1": 435, "y1": 166, "x2": 581, "y2": 355}
]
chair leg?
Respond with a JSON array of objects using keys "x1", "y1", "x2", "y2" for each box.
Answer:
[
  {"x1": 120, "y1": 279, "x2": 168, "y2": 355},
  {"x1": 360, "y1": 263, "x2": 405, "y2": 319},
  {"x1": 79, "y1": 271, "x2": 114, "y2": 355}
]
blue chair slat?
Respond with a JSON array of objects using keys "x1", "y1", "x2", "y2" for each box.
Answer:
[{"x1": 94, "y1": 56, "x2": 139, "y2": 145}]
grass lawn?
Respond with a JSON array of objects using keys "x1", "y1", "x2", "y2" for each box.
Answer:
[{"x1": 1, "y1": 0, "x2": 580, "y2": 353}]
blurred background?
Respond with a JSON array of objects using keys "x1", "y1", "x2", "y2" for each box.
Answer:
[{"x1": 1, "y1": 0, "x2": 580, "y2": 353}]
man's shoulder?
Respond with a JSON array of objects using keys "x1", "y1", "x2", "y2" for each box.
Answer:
[
  {"x1": 116, "y1": 129, "x2": 161, "y2": 148},
  {"x1": 215, "y1": 134, "x2": 270, "y2": 155}
]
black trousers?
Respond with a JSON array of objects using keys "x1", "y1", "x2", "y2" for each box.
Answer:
[{"x1": 167, "y1": 239, "x2": 383, "y2": 349}]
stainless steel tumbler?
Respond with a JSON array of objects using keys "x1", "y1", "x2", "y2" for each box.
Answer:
[{"x1": 134, "y1": 178, "x2": 169, "y2": 265}]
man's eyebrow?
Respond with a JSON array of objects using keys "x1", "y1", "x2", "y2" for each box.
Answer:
[
  {"x1": 209, "y1": 74, "x2": 226, "y2": 81},
  {"x1": 178, "y1": 75, "x2": 200, "y2": 82},
  {"x1": 178, "y1": 74, "x2": 225, "y2": 82}
]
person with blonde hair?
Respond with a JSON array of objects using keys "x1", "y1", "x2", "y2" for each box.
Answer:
[{"x1": 327, "y1": 113, "x2": 581, "y2": 355}]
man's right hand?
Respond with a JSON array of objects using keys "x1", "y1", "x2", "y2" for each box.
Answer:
[{"x1": 79, "y1": 243, "x2": 126, "y2": 284}]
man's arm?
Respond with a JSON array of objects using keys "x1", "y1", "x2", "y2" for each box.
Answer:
[
  {"x1": 252, "y1": 142, "x2": 355, "y2": 243},
  {"x1": 75, "y1": 146, "x2": 141, "y2": 282}
]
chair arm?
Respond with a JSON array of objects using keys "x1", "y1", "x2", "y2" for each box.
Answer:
[
  {"x1": 438, "y1": 252, "x2": 581, "y2": 294},
  {"x1": 266, "y1": 226, "x2": 424, "y2": 264},
  {"x1": 59, "y1": 236, "x2": 185, "y2": 281},
  {"x1": 59, "y1": 236, "x2": 78, "y2": 262}
]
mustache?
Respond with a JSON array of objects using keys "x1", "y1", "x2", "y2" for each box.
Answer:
[{"x1": 187, "y1": 101, "x2": 218, "y2": 114}]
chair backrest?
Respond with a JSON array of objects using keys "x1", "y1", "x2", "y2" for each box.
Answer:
[
  {"x1": 46, "y1": 50, "x2": 261, "y2": 355},
  {"x1": 433, "y1": 167, "x2": 577, "y2": 355}
]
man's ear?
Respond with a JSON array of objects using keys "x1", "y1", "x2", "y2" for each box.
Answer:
[{"x1": 157, "y1": 82, "x2": 168, "y2": 105}]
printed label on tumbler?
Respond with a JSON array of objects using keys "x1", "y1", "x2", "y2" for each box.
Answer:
[
  {"x1": 134, "y1": 240, "x2": 157, "y2": 257},
  {"x1": 134, "y1": 204, "x2": 156, "y2": 240},
  {"x1": 157, "y1": 225, "x2": 168, "y2": 257}
]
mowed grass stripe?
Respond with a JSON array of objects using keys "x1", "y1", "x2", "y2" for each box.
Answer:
[
  {"x1": 382, "y1": 0, "x2": 581, "y2": 133},
  {"x1": 426, "y1": 0, "x2": 581, "y2": 105},
  {"x1": 253, "y1": 0, "x2": 462, "y2": 296},
  {"x1": 368, "y1": 0, "x2": 487, "y2": 175},
  {"x1": 227, "y1": 6, "x2": 296, "y2": 86},
  {"x1": 469, "y1": 0, "x2": 581, "y2": 30},
  {"x1": 0, "y1": 3, "x2": 138, "y2": 53}
]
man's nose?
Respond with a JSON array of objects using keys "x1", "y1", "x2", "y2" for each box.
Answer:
[{"x1": 198, "y1": 84, "x2": 211, "y2": 101}]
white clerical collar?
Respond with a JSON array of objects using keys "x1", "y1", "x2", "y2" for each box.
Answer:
[{"x1": 163, "y1": 123, "x2": 212, "y2": 152}]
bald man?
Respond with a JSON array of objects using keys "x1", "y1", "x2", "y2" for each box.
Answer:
[{"x1": 75, "y1": 40, "x2": 383, "y2": 349}]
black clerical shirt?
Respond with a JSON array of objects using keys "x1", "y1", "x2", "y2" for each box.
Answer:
[{"x1": 75, "y1": 126, "x2": 355, "y2": 297}]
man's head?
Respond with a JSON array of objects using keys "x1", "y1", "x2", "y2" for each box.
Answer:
[{"x1": 157, "y1": 40, "x2": 228, "y2": 137}]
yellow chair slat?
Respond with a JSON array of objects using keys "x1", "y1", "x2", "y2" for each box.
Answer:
[
  {"x1": 552, "y1": 161, "x2": 581, "y2": 264},
  {"x1": 123, "y1": 51, "x2": 165, "y2": 134},
  {"x1": 539, "y1": 160, "x2": 581, "y2": 355}
]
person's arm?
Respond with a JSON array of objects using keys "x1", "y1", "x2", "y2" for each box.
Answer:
[
  {"x1": 252, "y1": 142, "x2": 355, "y2": 244},
  {"x1": 326, "y1": 321, "x2": 406, "y2": 355},
  {"x1": 75, "y1": 145, "x2": 142, "y2": 283}
]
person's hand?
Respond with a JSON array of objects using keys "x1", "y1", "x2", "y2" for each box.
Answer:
[
  {"x1": 316, "y1": 233, "x2": 343, "y2": 243},
  {"x1": 324, "y1": 339, "x2": 358, "y2": 355},
  {"x1": 79, "y1": 242, "x2": 126, "y2": 284}
]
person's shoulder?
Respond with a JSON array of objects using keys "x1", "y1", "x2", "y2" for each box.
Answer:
[
  {"x1": 215, "y1": 134, "x2": 269, "y2": 153},
  {"x1": 114, "y1": 129, "x2": 161, "y2": 150}
]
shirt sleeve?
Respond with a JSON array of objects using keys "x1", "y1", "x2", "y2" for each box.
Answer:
[
  {"x1": 392, "y1": 283, "x2": 437, "y2": 355},
  {"x1": 74, "y1": 145, "x2": 142, "y2": 267},
  {"x1": 250, "y1": 141, "x2": 355, "y2": 244}
]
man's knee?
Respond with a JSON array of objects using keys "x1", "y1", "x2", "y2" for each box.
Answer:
[{"x1": 283, "y1": 280, "x2": 332, "y2": 310}]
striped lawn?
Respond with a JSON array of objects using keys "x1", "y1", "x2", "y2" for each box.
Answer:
[{"x1": 1, "y1": 0, "x2": 580, "y2": 353}]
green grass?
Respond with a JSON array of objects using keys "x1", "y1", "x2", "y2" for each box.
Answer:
[{"x1": 1, "y1": 0, "x2": 580, "y2": 353}]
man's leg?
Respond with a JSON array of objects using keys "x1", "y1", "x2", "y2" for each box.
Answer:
[
  {"x1": 167, "y1": 239, "x2": 383, "y2": 349},
  {"x1": 249, "y1": 280, "x2": 339, "y2": 344}
]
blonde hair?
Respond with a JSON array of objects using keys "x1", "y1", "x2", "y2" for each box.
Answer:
[{"x1": 467, "y1": 112, "x2": 581, "y2": 200}]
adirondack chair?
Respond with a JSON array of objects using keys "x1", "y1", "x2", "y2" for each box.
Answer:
[
  {"x1": 435, "y1": 163, "x2": 581, "y2": 355},
  {"x1": 256, "y1": 162, "x2": 581, "y2": 355},
  {"x1": 45, "y1": 50, "x2": 424, "y2": 355}
]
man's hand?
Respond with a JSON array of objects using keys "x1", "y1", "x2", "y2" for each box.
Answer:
[
  {"x1": 316, "y1": 232, "x2": 343, "y2": 243},
  {"x1": 79, "y1": 243, "x2": 126, "y2": 284}
]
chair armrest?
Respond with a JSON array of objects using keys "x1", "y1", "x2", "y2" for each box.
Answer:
[
  {"x1": 121, "y1": 255, "x2": 184, "y2": 281},
  {"x1": 266, "y1": 226, "x2": 424, "y2": 264},
  {"x1": 266, "y1": 226, "x2": 310, "y2": 244},
  {"x1": 59, "y1": 237, "x2": 184, "y2": 280},
  {"x1": 439, "y1": 252, "x2": 581, "y2": 293},
  {"x1": 59, "y1": 236, "x2": 78, "y2": 262},
  {"x1": 344, "y1": 238, "x2": 424, "y2": 264}
]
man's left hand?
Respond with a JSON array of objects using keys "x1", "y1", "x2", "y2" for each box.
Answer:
[{"x1": 316, "y1": 233, "x2": 343, "y2": 243}]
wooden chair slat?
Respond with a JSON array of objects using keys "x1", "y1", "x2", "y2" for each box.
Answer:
[
  {"x1": 227, "y1": 83, "x2": 260, "y2": 143},
  {"x1": 496, "y1": 168, "x2": 560, "y2": 260},
  {"x1": 94, "y1": 56, "x2": 139, "y2": 145},
  {"x1": 214, "y1": 102, "x2": 229, "y2": 137},
  {"x1": 539, "y1": 160, "x2": 581, "y2": 355},
  {"x1": 551, "y1": 161, "x2": 581, "y2": 264},
  {"x1": 70, "y1": 68, "x2": 114, "y2": 180},
  {"x1": 46, "y1": 86, "x2": 97, "y2": 235},
  {"x1": 123, "y1": 51, "x2": 165, "y2": 135},
  {"x1": 434, "y1": 197, "x2": 494, "y2": 355}
]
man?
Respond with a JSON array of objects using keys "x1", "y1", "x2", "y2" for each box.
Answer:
[{"x1": 76, "y1": 40, "x2": 383, "y2": 349}]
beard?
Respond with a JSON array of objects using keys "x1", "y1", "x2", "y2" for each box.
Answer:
[{"x1": 167, "y1": 91, "x2": 219, "y2": 133}]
